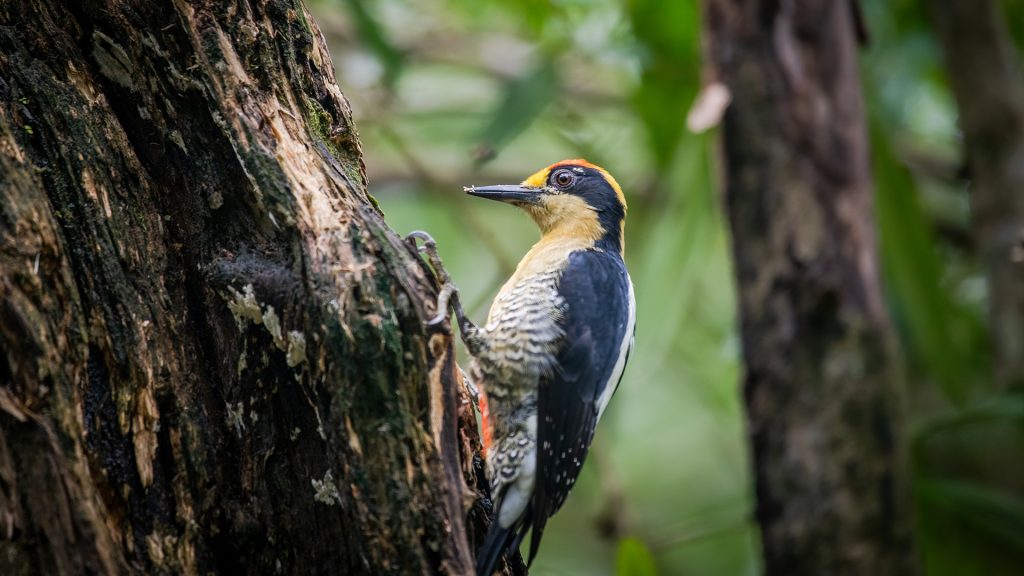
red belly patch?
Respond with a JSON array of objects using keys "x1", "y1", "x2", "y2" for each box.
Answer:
[{"x1": 479, "y1": 392, "x2": 492, "y2": 456}]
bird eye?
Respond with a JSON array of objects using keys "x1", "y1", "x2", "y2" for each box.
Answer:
[{"x1": 551, "y1": 169, "x2": 575, "y2": 189}]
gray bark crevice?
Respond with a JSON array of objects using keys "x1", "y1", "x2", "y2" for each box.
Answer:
[
  {"x1": 0, "y1": 1, "x2": 494, "y2": 574},
  {"x1": 703, "y1": 0, "x2": 915, "y2": 573}
]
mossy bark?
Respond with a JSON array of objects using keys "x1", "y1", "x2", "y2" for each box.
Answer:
[
  {"x1": 704, "y1": 1, "x2": 915, "y2": 573},
  {"x1": 0, "y1": 1, "x2": 492, "y2": 574}
]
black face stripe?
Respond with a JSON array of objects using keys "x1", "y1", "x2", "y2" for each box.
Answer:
[{"x1": 547, "y1": 165, "x2": 626, "y2": 251}]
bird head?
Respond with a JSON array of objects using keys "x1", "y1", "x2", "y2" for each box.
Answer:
[{"x1": 465, "y1": 160, "x2": 627, "y2": 253}]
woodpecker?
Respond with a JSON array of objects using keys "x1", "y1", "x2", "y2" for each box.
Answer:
[{"x1": 409, "y1": 160, "x2": 635, "y2": 575}]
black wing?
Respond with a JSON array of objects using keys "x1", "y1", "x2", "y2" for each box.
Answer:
[{"x1": 527, "y1": 248, "x2": 633, "y2": 564}]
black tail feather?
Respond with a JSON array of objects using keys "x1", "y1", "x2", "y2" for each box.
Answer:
[
  {"x1": 476, "y1": 508, "x2": 533, "y2": 576},
  {"x1": 526, "y1": 517, "x2": 546, "y2": 567},
  {"x1": 509, "y1": 523, "x2": 529, "y2": 557},
  {"x1": 476, "y1": 522, "x2": 515, "y2": 576}
]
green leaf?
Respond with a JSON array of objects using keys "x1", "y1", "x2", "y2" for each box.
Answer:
[
  {"x1": 918, "y1": 477, "x2": 1024, "y2": 549},
  {"x1": 342, "y1": 0, "x2": 404, "y2": 87},
  {"x1": 509, "y1": 0, "x2": 558, "y2": 33},
  {"x1": 626, "y1": 0, "x2": 702, "y2": 169},
  {"x1": 616, "y1": 537, "x2": 658, "y2": 576},
  {"x1": 1001, "y1": 0, "x2": 1024, "y2": 51},
  {"x1": 916, "y1": 475, "x2": 1024, "y2": 576},
  {"x1": 475, "y1": 59, "x2": 558, "y2": 162},
  {"x1": 870, "y1": 114, "x2": 988, "y2": 404},
  {"x1": 914, "y1": 393, "x2": 1024, "y2": 440}
]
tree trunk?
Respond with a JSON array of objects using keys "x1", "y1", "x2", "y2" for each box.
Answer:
[
  {"x1": 703, "y1": 1, "x2": 915, "y2": 573},
  {"x1": 930, "y1": 0, "x2": 1024, "y2": 391},
  {"x1": 0, "y1": 1, "x2": 492, "y2": 574}
]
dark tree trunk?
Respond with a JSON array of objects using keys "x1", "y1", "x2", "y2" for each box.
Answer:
[
  {"x1": 930, "y1": 0, "x2": 1024, "y2": 391},
  {"x1": 0, "y1": 1, "x2": 492, "y2": 574},
  {"x1": 703, "y1": 1, "x2": 915, "y2": 573}
]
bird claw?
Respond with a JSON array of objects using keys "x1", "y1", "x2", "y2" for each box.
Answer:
[
  {"x1": 405, "y1": 230, "x2": 436, "y2": 247},
  {"x1": 463, "y1": 372, "x2": 481, "y2": 407},
  {"x1": 406, "y1": 231, "x2": 444, "y2": 277},
  {"x1": 405, "y1": 232, "x2": 481, "y2": 350},
  {"x1": 425, "y1": 283, "x2": 457, "y2": 326},
  {"x1": 406, "y1": 231, "x2": 458, "y2": 327}
]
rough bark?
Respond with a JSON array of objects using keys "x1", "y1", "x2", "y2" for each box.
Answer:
[
  {"x1": 0, "y1": 1, "x2": 494, "y2": 574},
  {"x1": 930, "y1": 0, "x2": 1024, "y2": 391},
  {"x1": 703, "y1": 1, "x2": 915, "y2": 573}
]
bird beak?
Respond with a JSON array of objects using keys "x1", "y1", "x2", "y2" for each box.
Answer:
[{"x1": 464, "y1": 184, "x2": 544, "y2": 205}]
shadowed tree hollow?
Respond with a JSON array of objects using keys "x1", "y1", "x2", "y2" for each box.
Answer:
[
  {"x1": 0, "y1": 1, "x2": 506, "y2": 574},
  {"x1": 705, "y1": 0, "x2": 916, "y2": 573}
]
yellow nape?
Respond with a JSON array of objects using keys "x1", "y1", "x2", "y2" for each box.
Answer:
[{"x1": 520, "y1": 159, "x2": 627, "y2": 210}]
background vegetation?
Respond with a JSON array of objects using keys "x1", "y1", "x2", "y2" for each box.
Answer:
[{"x1": 310, "y1": 1, "x2": 1024, "y2": 574}]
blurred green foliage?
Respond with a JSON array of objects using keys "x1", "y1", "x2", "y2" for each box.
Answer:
[
  {"x1": 311, "y1": 0, "x2": 1024, "y2": 573},
  {"x1": 616, "y1": 537, "x2": 659, "y2": 576}
]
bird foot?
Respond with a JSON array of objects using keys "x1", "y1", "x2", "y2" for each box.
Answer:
[
  {"x1": 406, "y1": 231, "x2": 484, "y2": 355},
  {"x1": 460, "y1": 368, "x2": 481, "y2": 408},
  {"x1": 406, "y1": 230, "x2": 460, "y2": 327}
]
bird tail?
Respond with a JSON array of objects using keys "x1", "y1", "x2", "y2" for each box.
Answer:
[{"x1": 476, "y1": 509, "x2": 532, "y2": 576}]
